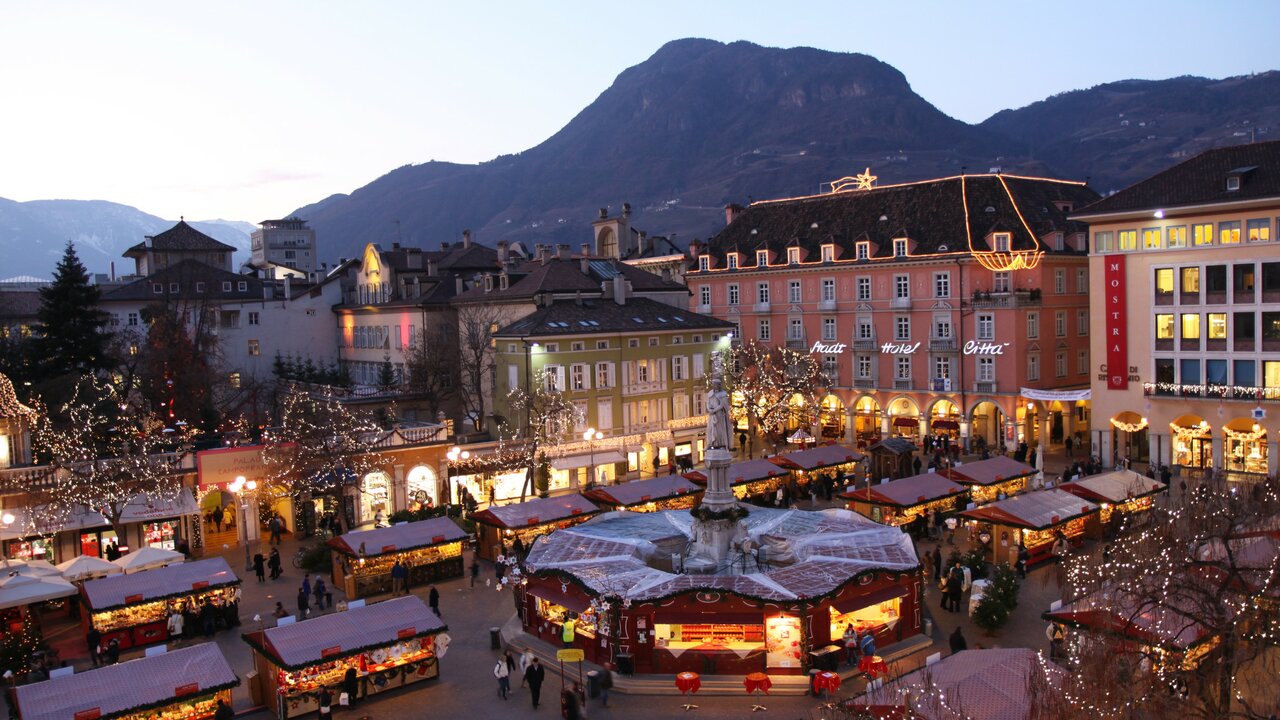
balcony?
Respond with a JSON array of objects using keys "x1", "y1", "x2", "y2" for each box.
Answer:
[
  {"x1": 818, "y1": 298, "x2": 838, "y2": 311},
  {"x1": 1144, "y1": 382, "x2": 1280, "y2": 402},
  {"x1": 890, "y1": 296, "x2": 912, "y2": 309},
  {"x1": 624, "y1": 381, "x2": 668, "y2": 395},
  {"x1": 893, "y1": 378, "x2": 913, "y2": 390},
  {"x1": 753, "y1": 302, "x2": 771, "y2": 313},
  {"x1": 697, "y1": 303, "x2": 712, "y2": 314},
  {"x1": 785, "y1": 337, "x2": 809, "y2": 350},
  {"x1": 968, "y1": 289, "x2": 1041, "y2": 308},
  {"x1": 852, "y1": 339, "x2": 878, "y2": 351},
  {"x1": 854, "y1": 378, "x2": 877, "y2": 389},
  {"x1": 973, "y1": 381, "x2": 997, "y2": 394},
  {"x1": 928, "y1": 338, "x2": 958, "y2": 352}
]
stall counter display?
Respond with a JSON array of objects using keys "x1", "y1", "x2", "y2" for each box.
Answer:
[
  {"x1": 243, "y1": 595, "x2": 449, "y2": 719},
  {"x1": 81, "y1": 557, "x2": 241, "y2": 650},
  {"x1": 328, "y1": 516, "x2": 467, "y2": 599},
  {"x1": 13, "y1": 642, "x2": 237, "y2": 720}
]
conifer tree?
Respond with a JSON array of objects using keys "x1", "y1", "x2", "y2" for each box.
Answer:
[{"x1": 33, "y1": 242, "x2": 111, "y2": 381}]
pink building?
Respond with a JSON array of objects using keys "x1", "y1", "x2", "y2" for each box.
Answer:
[{"x1": 687, "y1": 173, "x2": 1099, "y2": 455}]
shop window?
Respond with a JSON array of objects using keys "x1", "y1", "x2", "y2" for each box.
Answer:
[
  {"x1": 143, "y1": 520, "x2": 178, "y2": 550},
  {"x1": 1265, "y1": 361, "x2": 1280, "y2": 388},
  {"x1": 828, "y1": 597, "x2": 901, "y2": 649},
  {"x1": 406, "y1": 466, "x2": 438, "y2": 509}
]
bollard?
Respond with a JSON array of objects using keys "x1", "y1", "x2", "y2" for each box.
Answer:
[{"x1": 489, "y1": 627, "x2": 501, "y2": 650}]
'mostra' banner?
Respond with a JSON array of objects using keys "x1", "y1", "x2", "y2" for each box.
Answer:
[{"x1": 1104, "y1": 255, "x2": 1127, "y2": 390}]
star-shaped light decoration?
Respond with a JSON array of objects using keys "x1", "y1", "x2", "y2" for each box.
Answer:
[{"x1": 853, "y1": 167, "x2": 877, "y2": 191}]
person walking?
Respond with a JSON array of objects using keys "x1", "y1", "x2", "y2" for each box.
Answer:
[
  {"x1": 1046, "y1": 622, "x2": 1066, "y2": 660},
  {"x1": 947, "y1": 563, "x2": 965, "y2": 613},
  {"x1": 253, "y1": 552, "x2": 266, "y2": 583},
  {"x1": 167, "y1": 608, "x2": 185, "y2": 646},
  {"x1": 931, "y1": 546, "x2": 942, "y2": 580},
  {"x1": 391, "y1": 561, "x2": 406, "y2": 596},
  {"x1": 200, "y1": 598, "x2": 216, "y2": 637},
  {"x1": 940, "y1": 573, "x2": 953, "y2": 612},
  {"x1": 213, "y1": 699, "x2": 233, "y2": 720},
  {"x1": 296, "y1": 587, "x2": 309, "y2": 620},
  {"x1": 563, "y1": 682, "x2": 585, "y2": 720},
  {"x1": 599, "y1": 662, "x2": 614, "y2": 708},
  {"x1": 212, "y1": 506, "x2": 223, "y2": 533},
  {"x1": 493, "y1": 656, "x2": 510, "y2": 700},
  {"x1": 518, "y1": 648, "x2": 535, "y2": 688},
  {"x1": 301, "y1": 574, "x2": 312, "y2": 609},
  {"x1": 86, "y1": 627, "x2": 102, "y2": 667},
  {"x1": 1016, "y1": 545, "x2": 1029, "y2": 578},
  {"x1": 470, "y1": 557, "x2": 480, "y2": 588},
  {"x1": 316, "y1": 687, "x2": 333, "y2": 720},
  {"x1": 313, "y1": 577, "x2": 327, "y2": 611},
  {"x1": 949, "y1": 626, "x2": 967, "y2": 654},
  {"x1": 524, "y1": 657, "x2": 545, "y2": 708},
  {"x1": 428, "y1": 586, "x2": 440, "y2": 616},
  {"x1": 104, "y1": 637, "x2": 120, "y2": 665},
  {"x1": 268, "y1": 548, "x2": 282, "y2": 580},
  {"x1": 269, "y1": 515, "x2": 284, "y2": 545}
]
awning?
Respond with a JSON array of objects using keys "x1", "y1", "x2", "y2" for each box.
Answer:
[
  {"x1": 528, "y1": 584, "x2": 590, "y2": 613},
  {"x1": 931, "y1": 419, "x2": 960, "y2": 430},
  {"x1": 550, "y1": 450, "x2": 627, "y2": 471},
  {"x1": 892, "y1": 417, "x2": 919, "y2": 428},
  {"x1": 654, "y1": 611, "x2": 763, "y2": 625},
  {"x1": 832, "y1": 586, "x2": 909, "y2": 614}
]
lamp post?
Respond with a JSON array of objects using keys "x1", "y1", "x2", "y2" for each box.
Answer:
[
  {"x1": 583, "y1": 428, "x2": 603, "y2": 487},
  {"x1": 447, "y1": 445, "x2": 470, "y2": 508},
  {"x1": 229, "y1": 476, "x2": 259, "y2": 572}
]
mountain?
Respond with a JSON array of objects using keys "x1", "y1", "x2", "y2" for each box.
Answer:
[
  {"x1": 0, "y1": 199, "x2": 251, "y2": 280},
  {"x1": 981, "y1": 72, "x2": 1280, "y2": 195}
]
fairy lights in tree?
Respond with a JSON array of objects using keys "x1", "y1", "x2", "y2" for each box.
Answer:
[
  {"x1": 717, "y1": 339, "x2": 825, "y2": 458},
  {"x1": 501, "y1": 380, "x2": 581, "y2": 502}
]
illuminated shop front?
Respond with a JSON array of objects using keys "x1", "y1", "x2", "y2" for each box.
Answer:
[
  {"x1": 928, "y1": 400, "x2": 962, "y2": 439},
  {"x1": 1109, "y1": 412, "x2": 1150, "y2": 465},
  {"x1": 81, "y1": 557, "x2": 242, "y2": 650},
  {"x1": 942, "y1": 455, "x2": 1036, "y2": 505},
  {"x1": 1223, "y1": 419, "x2": 1268, "y2": 474},
  {"x1": 853, "y1": 396, "x2": 882, "y2": 448},
  {"x1": 13, "y1": 642, "x2": 238, "y2": 720},
  {"x1": 1170, "y1": 417, "x2": 1212, "y2": 469},
  {"x1": 888, "y1": 398, "x2": 921, "y2": 442},
  {"x1": 405, "y1": 465, "x2": 439, "y2": 510},
  {"x1": 243, "y1": 596, "x2": 448, "y2": 720},
  {"x1": 1059, "y1": 470, "x2": 1166, "y2": 527},
  {"x1": 470, "y1": 494, "x2": 599, "y2": 562},
  {"x1": 359, "y1": 472, "x2": 391, "y2": 525},
  {"x1": 818, "y1": 394, "x2": 846, "y2": 439},
  {"x1": 960, "y1": 489, "x2": 1100, "y2": 566},
  {"x1": 327, "y1": 516, "x2": 467, "y2": 599},
  {"x1": 768, "y1": 444, "x2": 865, "y2": 486},
  {"x1": 5, "y1": 536, "x2": 54, "y2": 562},
  {"x1": 842, "y1": 472, "x2": 968, "y2": 530}
]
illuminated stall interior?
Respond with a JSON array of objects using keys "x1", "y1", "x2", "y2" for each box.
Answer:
[
  {"x1": 13, "y1": 642, "x2": 238, "y2": 720},
  {"x1": 827, "y1": 587, "x2": 907, "y2": 643},
  {"x1": 889, "y1": 397, "x2": 920, "y2": 442},
  {"x1": 943, "y1": 455, "x2": 1036, "y2": 504},
  {"x1": 959, "y1": 488, "x2": 1100, "y2": 565},
  {"x1": 1170, "y1": 416, "x2": 1213, "y2": 469},
  {"x1": 1058, "y1": 470, "x2": 1166, "y2": 525},
  {"x1": 470, "y1": 494, "x2": 599, "y2": 562},
  {"x1": 582, "y1": 474, "x2": 701, "y2": 512},
  {"x1": 243, "y1": 596, "x2": 448, "y2": 720},
  {"x1": 683, "y1": 458, "x2": 790, "y2": 502},
  {"x1": 842, "y1": 472, "x2": 968, "y2": 528},
  {"x1": 1045, "y1": 586, "x2": 1220, "y2": 672},
  {"x1": 767, "y1": 444, "x2": 865, "y2": 487},
  {"x1": 327, "y1": 516, "x2": 467, "y2": 599},
  {"x1": 1223, "y1": 418, "x2": 1268, "y2": 474},
  {"x1": 81, "y1": 557, "x2": 241, "y2": 650}
]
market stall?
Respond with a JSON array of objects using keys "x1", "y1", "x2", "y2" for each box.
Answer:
[
  {"x1": 853, "y1": 648, "x2": 1065, "y2": 719},
  {"x1": 959, "y1": 489, "x2": 1100, "y2": 566},
  {"x1": 768, "y1": 444, "x2": 865, "y2": 486},
  {"x1": 683, "y1": 459, "x2": 790, "y2": 503},
  {"x1": 327, "y1": 516, "x2": 467, "y2": 600},
  {"x1": 1044, "y1": 587, "x2": 1217, "y2": 670},
  {"x1": 943, "y1": 456, "x2": 1036, "y2": 504},
  {"x1": 582, "y1": 474, "x2": 701, "y2": 512},
  {"x1": 841, "y1": 471, "x2": 968, "y2": 531},
  {"x1": 865, "y1": 438, "x2": 916, "y2": 481},
  {"x1": 13, "y1": 642, "x2": 238, "y2": 720},
  {"x1": 242, "y1": 595, "x2": 449, "y2": 719},
  {"x1": 470, "y1": 494, "x2": 599, "y2": 562},
  {"x1": 81, "y1": 557, "x2": 241, "y2": 650},
  {"x1": 1058, "y1": 470, "x2": 1166, "y2": 528}
]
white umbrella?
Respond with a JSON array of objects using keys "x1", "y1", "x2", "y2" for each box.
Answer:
[
  {"x1": 1035, "y1": 444, "x2": 1046, "y2": 488},
  {"x1": 111, "y1": 546, "x2": 184, "y2": 574},
  {"x1": 0, "y1": 572, "x2": 78, "y2": 610},
  {"x1": 57, "y1": 554, "x2": 123, "y2": 582},
  {"x1": 0, "y1": 558, "x2": 63, "y2": 578}
]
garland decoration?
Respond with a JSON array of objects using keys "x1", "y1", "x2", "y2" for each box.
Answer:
[
  {"x1": 1109, "y1": 417, "x2": 1148, "y2": 433},
  {"x1": 241, "y1": 627, "x2": 449, "y2": 671}
]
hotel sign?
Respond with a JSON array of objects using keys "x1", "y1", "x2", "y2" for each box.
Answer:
[
  {"x1": 811, "y1": 341, "x2": 1008, "y2": 356},
  {"x1": 1103, "y1": 255, "x2": 1128, "y2": 390}
]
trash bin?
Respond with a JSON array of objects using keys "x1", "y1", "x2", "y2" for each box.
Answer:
[
  {"x1": 925, "y1": 618, "x2": 934, "y2": 636},
  {"x1": 489, "y1": 627, "x2": 501, "y2": 650},
  {"x1": 615, "y1": 653, "x2": 634, "y2": 676},
  {"x1": 808, "y1": 644, "x2": 842, "y2": 672},
  {"x1": 585, "y1": 670, "x2": 601, "y2": 698}
]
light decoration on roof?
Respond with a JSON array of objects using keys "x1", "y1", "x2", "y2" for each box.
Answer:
[
  {"x1": 830, "y1": 167, "x2": 878, "y2": 193},
  {"x1": 962, "y1": 175, "x2": 1046, "y2": 272}
]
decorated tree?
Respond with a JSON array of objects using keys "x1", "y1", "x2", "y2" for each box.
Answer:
[
  {"x1": 502, "y1": 378, "x2": 581, "y2": 501},
  {"x1": 261, "y1": 384, "x2": 386, "y2": 533},
  {"x1": 717, "y1": 339, "x2": 826, "y2": 457}
]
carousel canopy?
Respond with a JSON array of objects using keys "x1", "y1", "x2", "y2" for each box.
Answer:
[
  {"x1": 470, "y1": 494, "x2": 599, "y2": 529},
  {"x1": 56, "y1": 554, "x2": 123, "y2": 582},
  {"x1": 768, "y1": 444, "x2": 864, "y2": 472},
  {"x1": 841, "y1": 472, "x2": 967, "y2": 507},
  {"x1": 0, "y1": 573, "x2": 77, "y2": 610},
  {"x1": 857, "y1": 648, "x2": 1065, "y2": 720},
  {"x1": 254, "y1": 595, "x2": 447, "y2": 669},
  {"x1": 959, "y1": 489, "x2": 1098, "y2": 530},
  {"x1": 1059, "y1": 470, "x2": 1166, "y2": 505},
  {"x1": 683, "y1": 459, "x2": 786, "y2": 486},
  {"x1": 328, "y1": 516, "x2": 468, "y2": 558},
  {"x1": 525, "y1": 506, "x2": 918, "y2": 603},
  {"x1": 583, "y1": 475, "x2": 700, "y2": 508},
  {"x1": 84, "y1": 557, "x2": 238, "y2": 611},
  {"x1": 14, "y1": 642, "x2": 238, "y2": 720},
  {"x1": 111, "y1": 545, "x2": 185, "y2": 574},
  {"x1": 944, "y1": 456, "x2": 1036, "y2": 486}
]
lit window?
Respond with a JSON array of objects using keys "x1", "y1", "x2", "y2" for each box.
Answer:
[
  {"x1": 1142, "y1": 228, "x2": 1162, "y2": 250},
  {"x1": 1181, "y1": 313, "x2": 1200, "y2": 340},
  {"x1": 248, "y1": 339, "x2": 260, "y2": 356},
  {"x1": 1167, "y1": 226, "x2": 1187, "y2": 248},
  {"x1": 1118, "y1": 230, "x2": 1137, "y2": 251},
  {"x1": 1154, "y1": 268, "x2": 1174, "y2": 295},
  {"x1": 787, "y1": 247, "x2": 800, "y2": 264},
  {"x1": 228, "y1": 372, "x2": 241, "y2": 389},
  {"x1": 1181, "y1": 268, "x2": 1200, "y2": 293},
  {"x1": 821, "y1": 245, "x2": 834, "y2": 262},
  {"x1": 1246, "y1": 219, "x2": 1271, "y2": 243},
  {"x1": 1219, "y1": 221, "x2": 1241, "y2": 245},
  {"x1": 727, "y1": 253, "x2": 739, "y2": 270},
  {"x1": 1208, "y1": 313, "x2": 1227, "y2": 339},
  {"x1": 1156, "y1": 314, "x2": 1174, "y2": 339},
  {"x1": 1193, "y1": 224, "x2": 1214, "y2": 246},
  {"x1": 856, "y1": 242, "x2": 871, "y2": 260}
]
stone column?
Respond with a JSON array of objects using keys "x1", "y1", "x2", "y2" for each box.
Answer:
[
  {"x1": 844, "y1": 408, "x2": 856, "y2": 444},
  {"x1": 1212, "y1": 433, "x2": 1224, "y2": 473}
]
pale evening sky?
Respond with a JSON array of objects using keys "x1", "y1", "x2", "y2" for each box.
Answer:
[{"x1": 2, "y1": 1, "x2": 1277, "y2": 223}]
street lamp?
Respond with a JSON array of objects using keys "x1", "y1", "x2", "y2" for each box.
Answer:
[
  {"x1": 447, "y1": 445, "x2": 470, "y2": 508},
  {"x1": 229, "y1": 476, "x2": 259, "y2": 572},
  {"x1": 583, "y1": 428, "x2": 603, "y2": 487}
]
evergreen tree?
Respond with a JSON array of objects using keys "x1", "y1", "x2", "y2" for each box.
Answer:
[
  {"x1": 377, "y1": 355, "x2": 397, "y2": 391},
  {"x1": 33, "y1": 243, "x2": 112, "y2": 381}
]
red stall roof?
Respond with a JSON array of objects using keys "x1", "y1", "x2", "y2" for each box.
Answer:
[
  {"x1": 15, "y1": 642, "x2": 238, "y2": 720},
  {"x1": 83, "y1": 557, "x2": 240, "y2": 611},
  {"x1": 1059, "y1": 470, "x2": 1166, "y2": 505},
  {"x1": 944, "y1": 456, "x2": 1036, "y2": 486},
  {"x1": 471, "y1": 494, "x2": 600, "y2": 529},
  {"x1": 857, "y1": 648, "x2": 1064, "y2": 720},
  {"x1": 769, "y1": 444, "x2": 865, "y2": 471},
  {"x1": 841, "y1": 472, "x2": 967, "y2": 507},
  {"x1": 583, "y1": 475, "x2": 700, "y2": 508},
  {"x1": 328, "y1": 516, "x2": 468, "y2": 558},
  {"x1": 959, "y1": 489, "x2": 1098, "y2": 530},
  {"x1": 1045, "y1": 588, "x2": 1211, "y2": 651},
  {"x1": 683, "y1": 459, "x2": 787, "y2": 485},
  {"x1": 254, "y1": 595, "x2": 447, "y2": 669}
]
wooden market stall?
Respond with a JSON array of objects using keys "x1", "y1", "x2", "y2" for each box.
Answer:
[
  {"x1": 1044, "y1": 587, "x2": 1218, "y2": 670},
  {"x1": 1058, "y1": 470, "x2": 1166, "y2": 528},
  {"x1": 943, "y1": 455, "x2": 1037, "y2": 504},
  {"x1": 14, "y1": 642, "x2": 238, "y2": 720},
  {"x1": 682, "y1": 459, "x2": 790, "y2": 502},
  {"x1": 327, "y1": 516, "x2": 467, "y2": 600},
  {"x1": 959, "y1": 489, "x2": 1100, "y2": 566},
  {"x1": 242, "y1": 596, "x2": 448, "y2": 720},
  {"x1": 842, "y1": 471, "x2": 968, "y2": 531},
  {"x1": 582, "y1": 474, "x2": 702, "y2": 512},
  {"x1": 470, "y1": 494, "x2": 599, "y2": 562},
  {"x1": 768, "y1": 444, "x2": 866, "y2": 485},
  {"x1": 81, "y1": 557, "x2": 241, "y2": 650},
  {"x1": 865, "y1": 437, "x2": 916, "y2": 481}
]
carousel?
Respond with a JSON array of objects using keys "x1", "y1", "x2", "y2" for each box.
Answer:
[{"x1": 519, "y1": 367, "x2": 921, "y2": 677}]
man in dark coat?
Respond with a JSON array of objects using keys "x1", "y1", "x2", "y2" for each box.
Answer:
[
  {"x1": 253, "y1": 552, "x2": 266, "y2": 583},
  {"x1": 931, "y1": 547, "x2": 942, "y2": 580},
  {"x1": 949, "y1": 626, "x2": 967, "y2": 654},
  {"x1": 296, "y1": 587, "x2": 309, "y2": 620},
  {"x1": 343, "y1": 667, "x2": 359, "y2": 707},
  {"x1": 947, "y1": 564, "x2": 965, "y2": 613},
  {"x1": 86, "y1": 627, "x2": 102, "y2": 667},
  {"x1": 524, "y1": 657, "x2": 546, "y2": 708},
  {"x1": 428, "y1": 586, "x2": 440, "y2": 616}
]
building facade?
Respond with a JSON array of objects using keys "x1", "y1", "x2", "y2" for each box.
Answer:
[
  {"x1": 1074, "y1": 141, "x2": 1280, "y2": 478},
  {"x1": 688, "y1": 173, "x2": 1099, "y2": 453},
  {"x1": 250, "y1": 217, "x2": 317, "y2": 273}
]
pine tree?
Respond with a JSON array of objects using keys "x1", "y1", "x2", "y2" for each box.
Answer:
[{"x1": 33, "y1": 243, "x2": 111, "y2": 381}]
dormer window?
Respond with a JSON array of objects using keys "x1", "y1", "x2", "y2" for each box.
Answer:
[
  {"x1": 499, "y1": 274, "x2": 509, "y2": 290},
  {"x1": 1225, "y1": 166, "x2": 1255, "y2": 192},
  {"x1": 1226, "y1": 176, "x2": 1241, "y2": 192},
  {"x1": 697, "y1": 255, "x2": 709, "y2": 272},
  {"x1": 856, "y1": 242, "x2": 871, "y2": 260},
  {"x1": 484, "y1": 275, "x2": 493, "y2": 292},
  {"x1": 153, "y1": 283, "x2": 163, "y2": 294},
  {"x1": 893, "y1": 238, "x2": 909, "y2": 257},
  {"x1": 727, "y1": 253, "x2": 739, "y2": 270},
  {"x1": 821, "y1": 244, "x2": 834, "y2": 262},
  {"x1": 787, "y1": 247, "x2": 800, "y2": 265},
  {"x1": 756, "y1": 250, "x2": 769, "y2": 267},
  {"x1": 1053, "y1": 200, "x2": 1074, "y2": 213},
  {"x1": 993, "y1": 233, "x2": 1011, "y2": 252},
  {"x1": 237, "y1": 281, "x2": 248, "y2": 292}
]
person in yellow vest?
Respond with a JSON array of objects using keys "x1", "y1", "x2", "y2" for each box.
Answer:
[{"x1": 562, "y1": 615, "x2": 576, "y2": 647}]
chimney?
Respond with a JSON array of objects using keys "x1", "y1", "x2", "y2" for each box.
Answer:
[
  {"x1": 263, "y1": 284, "x2": 272, "y2": 300},
  {"x1": 638, "y1": 231, "x2": 649, "y2": 254},
  {"x1": 613, "y1": 276, "x2": 626, "y2": 305},
  {"x1": 556, "y1": 243, "x2": 570, "y2": 261},
  {"x1": 661, "y1": 267, "x2": 672, "y2": 283},
  {"x1": 598, "y1": 208, "x2": 608, "y2": 219},
  {"x1": 724, "y1": 203, "x2": 744, "y2": 226},
  {"x1": 392, "y1": 242, "x2": 401, "y2": 250},
  {"x1": 283, "y1": 275, "x2": 293, "y2": 298},
  {"x1": 580, "y1": 242, "x2": 591, "y2": 257},
  {"x1": 622, "y1": 202, "x2": 632, "y2": 218},
  {"x1": 406, "y1": 249, "x2": 422, "y2": 269},
  {"x1": 688, "y1": 240, "x2": 702, "y2": 258},
  {"x1": 497, "y1": 240, "x2": 508, "y2": 264},
  {"x1": 427, "y1": 258, "x2": 437, "y2": 276},
  {"x1": 441, "y1": 241, "x2": 451, "y2": 251},
  {"x1": 537, "y1": 245, "x2": 551, "y2": 265},
  {"x1": 575, "y1": 290, "x2": 583, "y2": 306},
  {"x1": 580, "y1": 256, "x2": 590, "y2": 274},
  {"x1": 455, "y1": 276, "x2": 464, "y2": 294},
  {"x1": 462, "y1": 229, "x2": 472, "y2": 248},
  {"x1": 413, "y1": 276, "x2": 421, "y2": 297},
  {"x1": 144, "y1": 236, "x2": 153, "y2": 248}
]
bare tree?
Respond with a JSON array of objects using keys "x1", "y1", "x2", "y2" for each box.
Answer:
[
  {"x1": 454, "y1": 302, "x2": 506, "y2": 433},
  {"x1": 502, "y1": 379, "x2": 581, "y2": 501},
  {"x1": 404, "y1": 327, "x2": 458, "y2": 418},
  {"x1": 717, "y1": 339, "x2": 825, "y2": 457}
]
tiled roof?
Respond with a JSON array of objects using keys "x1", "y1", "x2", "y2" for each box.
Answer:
[
  {"x1": 583, "y1": 475, "x2": 701, "y2": 507},
  {"x1": 769, "y1": 444, "x2": 865, "y2": 471},
  {"x1": 471, "y1": 494, "x2": 600, "y2": 529},
  {"x1": 959, "y1": 488, "x2": 1098, "y2": 530},
  {"x1": 858, "y1": 648, "x2": 1065, "y2": 720},
  {"x1": 99, "y1": 259, "x2": 269, "y2": 302},
  {"x1": 683, "y1": 459, "x2": 788, "y2": 486},
  {"x1": 842, "y1": 471, "x2": 967, "y2": 507},
  {"x1": 260, "y1": 595, "x2": 446, "y2": 668},
  {"x1": 1075, "y1": 140, "x2": 1280, "y2": 216},
  {"x1": 83, "y1": 557, "x2": 240, "y2": 610},
  {"x1": 14, "y1": 643, "x2": 238, "y2": 720},
  {"x1": 693, "y1": 174, "x2": 1097, "y2": 266},
  {"x1": 943, "y1": 456, "x2": 1036, "y2": 486},
  {"x1": 329, "y1": 516, "x2": 468, "y2": 558},
  {"x1": 126, "y1": 220, "x2": 236, "y2": 254},
  {"x1": 1058, "y1": 470, "x2": 1166, "y2": 504},
  {"x1": 452, "y1": 257, "x2": 686, "y2": 304},
  {"x1": 494, "y1": 297, "x2": 733, "y2": 338},
  {"x1": 0, "y1": 290, "x2": 41, "y2": 318}
]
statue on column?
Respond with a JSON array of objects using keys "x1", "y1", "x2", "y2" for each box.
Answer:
[{"x1": 706, "y1": 377, "x2": 730, "y2": 451}]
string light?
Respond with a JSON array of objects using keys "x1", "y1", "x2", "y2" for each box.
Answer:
[{"x1": 1109, "y1": 416, "x2": 1149, "y2": 433}]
